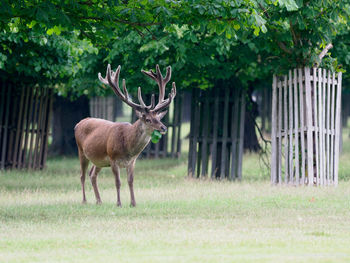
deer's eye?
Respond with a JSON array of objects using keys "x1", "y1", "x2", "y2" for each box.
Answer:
[{"x1": 145, "y1": 119, "x2": 151, "y2": 123}]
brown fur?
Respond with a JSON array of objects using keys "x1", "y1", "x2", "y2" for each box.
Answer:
[{"x1": 74, "y1": 113, "x2": 167, "y2": 207}]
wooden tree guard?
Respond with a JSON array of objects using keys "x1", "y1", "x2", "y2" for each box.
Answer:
[
  {"x1": 0, "y1": 85, "x2": 53, "y2": 170},
  {"x1": 188, "y1": 87, "x2": 246, "y2": 180},
  {"x1": 271, "y1": 68, "x2": 342, "y2": 186},
  {"x1": 90, "y1": 96, "x2": 118, "y2": 121},
  {"x1": 131, "y1": 92, "x2": 183, "y2": 158}
]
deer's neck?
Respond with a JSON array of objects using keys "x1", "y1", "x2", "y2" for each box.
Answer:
[{"x1": 128, "y1": 119, "x2": 152, "y2": 156}]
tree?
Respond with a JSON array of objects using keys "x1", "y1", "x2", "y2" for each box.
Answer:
[{"x1": 1, "y1": 0, "x2": 349, "y2": 157}]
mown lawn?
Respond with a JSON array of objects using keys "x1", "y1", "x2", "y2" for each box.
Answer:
[{"x1": 1, "y1": 128, "x2": 350, "y2": 262}]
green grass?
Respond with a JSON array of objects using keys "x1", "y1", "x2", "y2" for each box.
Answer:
[{"x1": 1, "y1": 128, "x2": 350, "y2": 262}]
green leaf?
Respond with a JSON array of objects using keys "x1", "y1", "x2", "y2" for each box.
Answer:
[
  {"x1": 233, "y1": 23, "x2": 241, "y2": 30},
  {"x1": 278, "y1": 0, "x2": 299, "y2": 11},
  {"x1": 151, "y1": 130, "x2": 162, "y2": 143},
  {"x1": 253, "y1": 27, "x2": 260, "y2": 36}
]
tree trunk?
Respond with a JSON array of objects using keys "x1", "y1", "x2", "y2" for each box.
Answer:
[
  {"x1": 244, "y1": 85, "x2": 261, "y2": 152},
  {"x1": 49, "y1": 95, "x2": 90, "y2": 156}
]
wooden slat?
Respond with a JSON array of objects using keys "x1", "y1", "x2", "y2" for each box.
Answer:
[
  {"x1": 237, "y1": 90, "x2": 245, "y2": 181},
  {"x1": 155, "y1": 139, "x2": 160, "y2": 159},
  {"x1": 28, "y1": 86, "x2": 40, "y2": 169},
  {"x1": 17, "y1": 86, "x2": 31, "y2": 168},
  {"x1": 293, "y1": 69, "x2": 300, "y2": 184},
  {"x1": 145, "y1": 144, "x2": 151, "y2": 159},
  {"x1": 176, "y1": 93, "x2": 183, "y2": 156},
  {"x1": 277, "y1": 77, "x2": 283, "y2": 184},
  {"x1": 322, "y1": 69, "x2": 328, "y2": 185},
  {"x1": 304, "y1": 67, "x2": 314, "y2": 186},
  {"x1": 192, "y1": 90, "x2": 200, "y2": 177},
  {"x1": 271, "y1": 76, "x2": 277, "y2": 183},
  {"x1": 96, "y1": 97, "x2": 100, "y2": 118},
  {"x1": 38, "y1": 87, "x2": 50, "y2": 168},
  {"x1": 313, "y1": 68, "x2": 320, "y2": 185},
  {"x1": 33, "y1": 87, "x2": 45, "y2": 168},
  {"x1": 298, "y1": 68, "x2": 306, "y2": 185},
  {"x1": 171, "y1": 96, "x2": 179, "y2": 157},
  {"x1": 326, "y1": 70, "x2": 331, "y2": 184},
  {"x1": 196, "y1": 106, "x2": 202, "y2": 178},
  {"x1": 326, "y1": 71, "x2": 332, "y2": 185},
  {"x1": 162, "y1": 112, "x2": 168, "y2": 158},
  {"x1": 1, "y1": 84, "x2": 12, "y2": 169},
  {"x1": 220, "y1": 88, "x2": 230, "y2": 179},
  {"x1": 104, "y1": 97, "x2": 107, "y2": 119},
  {"x1": 283, "y1": 76, "x2": 288, "y2": 183},
  {"x1": 12, "y1": 86, "x2": 26, "y2": 168},
  {"x1": 0, "y1": 81, "x2": 6, "y2": 168},
  {"x1": 334, "y1": 72, "x2": 342, "y2": 186},
  {"x1": 7, "y1": 86, "x2": 18, "y2": 167},
  {"x1": 288, "y1": 71, "x2": 294, "y2": 184},
  {"x1": 211, "y1": 89, "x2": 220, "y2": 178},
  {"x1": 230, "y1": 89, "x2": 240, "y2": 180},
  {"x1": 330, "y1": 72, "x2": 336, "y2": 183},
  {"x1": 187, "y1": 89, "x2": 196, "y2": 176},
  {"x1": 201, "y1": 95, "x2": 210, "y2": 177},
  {"x1": 23, "y1": 87, "x2": 35, "y2": 168},
  {"x1": 318, "y1": 68, "x2": 324, "y2": 185},
  {"x1": 42, "y1": 89, "x2": 54, "y2": 168}
]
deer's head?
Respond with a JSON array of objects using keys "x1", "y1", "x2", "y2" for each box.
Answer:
[{"x1": 98, "y1": 64, "x2": 176, "y2": 135}]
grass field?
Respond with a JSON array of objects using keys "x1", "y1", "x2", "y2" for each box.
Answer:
[{"x1": 1, "y1": 126, "x2": 350, "y2": 262}]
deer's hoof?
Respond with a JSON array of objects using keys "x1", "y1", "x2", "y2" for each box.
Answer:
[
  {"x1": 82, "y1": 200, "x2": 87, "y2": 205},
  {"x1": 130, "y1": 202, "x2": 136, "y2": 207},
  {"x1": 96, "y1": 200, "x2": 102, "y2": 205},
  {"x1": 117, "y1": 202, "x2": 122, "y2": 207}
]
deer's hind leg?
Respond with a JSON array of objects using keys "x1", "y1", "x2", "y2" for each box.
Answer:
[
  {"x1": 78, "y1": 149, "x2": 89, "y2": 204},
  {"x1": 111, "y1": 162, "x2": 122, "y2": 207},
  {"x1": 89, "y1": 165, "x2": 102, "y2": 204}
]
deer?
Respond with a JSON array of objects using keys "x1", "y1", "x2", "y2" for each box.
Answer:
[{"x1": 74, "y1": 64, "x2": 176, "y2": 207}]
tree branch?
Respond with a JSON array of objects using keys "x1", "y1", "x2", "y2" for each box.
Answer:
[
  {"x1": 289, "y1": 20, "x2": 298, "y2": 47},
  {"x1": 318, "y1": 43, "x2": 333, "y2": 61},
  {"x1": 314, "y1": 43, "x2": 333, "y2": 67},
  {"x1": 277, "y1": 41, "x2": 293, "y2": 54}
]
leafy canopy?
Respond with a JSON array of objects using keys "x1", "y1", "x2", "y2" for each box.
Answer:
[{"x1": 0, "y1": 0, "x2": 349, "y2": 96}]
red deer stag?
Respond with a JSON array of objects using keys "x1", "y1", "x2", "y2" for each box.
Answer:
[{"x1": 74, "y1": 64, "x2": 176, "y2": 207}]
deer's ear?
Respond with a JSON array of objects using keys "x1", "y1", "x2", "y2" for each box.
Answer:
[
  {"x1": 135, "y1": 110, "x2": 143, "y2": 119},
  {"x1": 157, "y1": 110, "x2": 168, "y2": 120}
]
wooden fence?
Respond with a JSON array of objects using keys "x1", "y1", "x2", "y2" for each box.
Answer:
[
  {"x1": 90, "y1": 96, "x2": 118, "y2": 121},
  {"x1": 0, "y1": 84, "x2": 53, "y2": 169},
  {"x1": 271, "y1": 68, "x2": 342, "y2": 186},
  {"x1": 188, "y1": 87, "x2": 246, "y2": 179}
]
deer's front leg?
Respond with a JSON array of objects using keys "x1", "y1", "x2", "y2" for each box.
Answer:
[
  {"x1": 111, "y1": 162, "x2": 122, "y2": 207},
  {"x1": 126, "y1": 160, "x2": 136, "y2": 207}
]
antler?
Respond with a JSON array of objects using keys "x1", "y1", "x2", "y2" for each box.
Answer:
[
  {"x1": 141, "y1": 64, "x2": 176, "y2": 112},
  {"x1": 98, "y1": 64, "x2": 154, "y2": 112}
]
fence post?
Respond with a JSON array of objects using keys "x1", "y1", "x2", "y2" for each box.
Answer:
[{"x1": 271, "y1": 76, "x2": 277, "y2": 184}]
